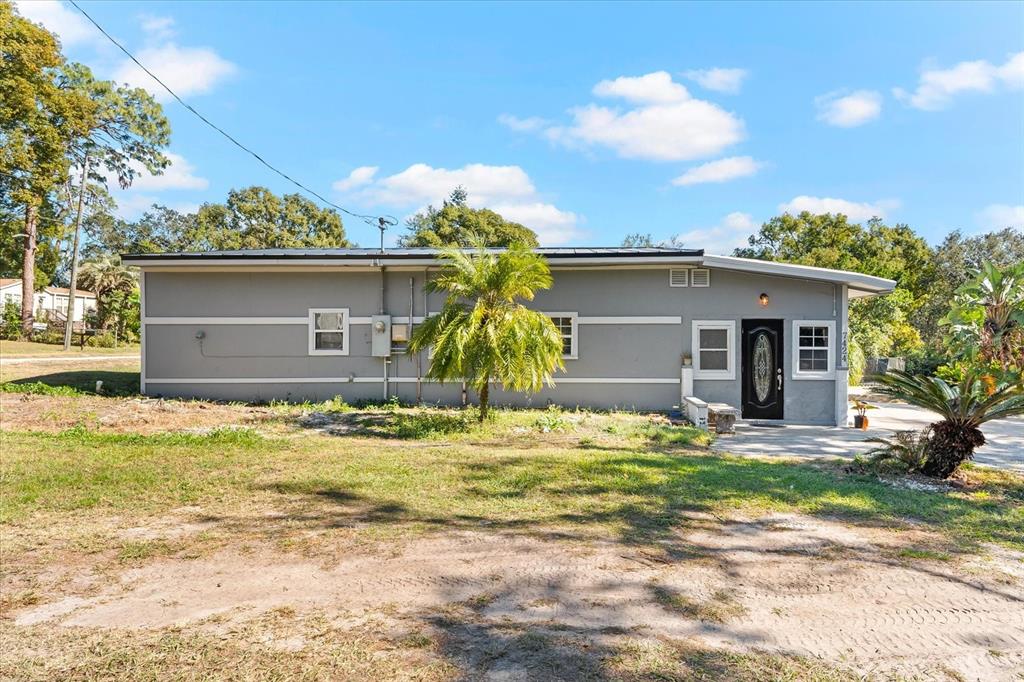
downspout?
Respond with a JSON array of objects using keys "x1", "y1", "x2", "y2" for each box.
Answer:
[
  {"x1": 418, "y1": 268, "x2": 427, "y2": 403},
  {"x1": 381, "y1": 262, "x2": 388, "y2": 400}
]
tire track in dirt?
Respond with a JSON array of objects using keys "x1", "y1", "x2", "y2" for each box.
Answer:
[{"x1": 12, "y1": 515, "x2": 1024, "y2": 681}]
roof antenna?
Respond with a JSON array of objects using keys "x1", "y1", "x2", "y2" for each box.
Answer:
[{"x1": 377, "y1": 216, "x2": 397, "y2": 253}]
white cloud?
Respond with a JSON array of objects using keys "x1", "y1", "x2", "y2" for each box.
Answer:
[
  {"x1": 778, "y1": 196, "x2": 893, "y2": 221},
  {"x1": 363, "y1": 163, "x2": 536, "y2": 207},
  {"x1": 490, "y1": 202, "x2": 584, "y2": 246},
  {"x1": 128, "y1": 152, "x2": 208, "y2": 191},
  {"x1": 894, "y1": 51, "x2": 1024, "y2": 110},
  {"x1": 672, "y1": 156, "x2": 762, "y2": 186},
  {"x1": 592, "y1": 71, "x2": 689, "y2": 104},
  {"x1": 516, "y1": 72, "x2": 744, "y2": 162},
  {"x1": 139, "y1": 14, "x2": 176, "y2": 41},
  {"x1": 815, "y1": 90, "x2": 882, "y2": 127},
  {"x1": 100, "y1": 152, "x2": 208, "y2": 192},
  {"x1": 976, "y1": 204, "x2": 1024, "y2": 230},
  {"x1": 113, "y1": 43, "x2": 236, "y2": 100},
  {"x1": 670, "y1": 212, "x2": 758, "y2": 252},
  {"x1": 332, "y1": 166, "x2": 379, "y2": 192},
  {"x1": 341, "y1": 163, "x2": 584, "y2": 246},
  {"x1": 683, "y1": 68, "x2": 748, "y2": 94},
  {"x1": 14, "y1": 0, "x2": 96, "y2": 47},
  {"x1": 497, "y1": 114, "x2": 550, "y2": 133}
]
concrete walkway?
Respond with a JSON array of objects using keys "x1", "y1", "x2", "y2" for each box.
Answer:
[{"x1": 713, "y1": 401, "x2": 1024, "y2": 472}]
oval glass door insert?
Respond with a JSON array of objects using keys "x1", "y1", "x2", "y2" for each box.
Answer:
[{"x1": 753, "y1": 333, "x2": 773, "y2": 403}]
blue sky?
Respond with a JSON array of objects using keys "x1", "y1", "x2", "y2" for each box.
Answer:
[{"x1": 16, "y1": 1, "x2": 1024, "y2": 250}]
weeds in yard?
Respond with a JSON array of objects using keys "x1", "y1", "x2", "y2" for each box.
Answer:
[
  {"x1": 896, "y1": 547, "x2": 953, "y2": 562},
  {"x1": 534, "y1": 405, "x2": 571, "y2": 433},
  {"x1": 53, "y1": 424, "x2": 266, "y2": 448},
  {"x1": 640, "y1": 424, "x2": 713, "y2": 447},
  {"x1": 391, "y1": 411, "x2": 475, "y2": 439},
  {"x1": 1, "y1": 381, "x2": 85, "y2": 397}
]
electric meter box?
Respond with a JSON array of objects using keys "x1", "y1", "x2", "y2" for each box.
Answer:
[{"x1": 371, "y1": 315, "x2": 392, "y2": 357}]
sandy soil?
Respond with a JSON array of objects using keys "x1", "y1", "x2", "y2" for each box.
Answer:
[
  {"x1": 0, "y1": 393, "x2": 275, "y2": 434},
  {"x1": 9, "y1": 513, "x2": 1023, "y2": 681}
]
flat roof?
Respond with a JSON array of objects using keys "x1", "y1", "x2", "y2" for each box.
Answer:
[
  {"x1": 122, "y1": 246, "x2": 705, "y2": 261},
  {"x1": 122, "y1": 247, "x2": 896, "y2": 297}
]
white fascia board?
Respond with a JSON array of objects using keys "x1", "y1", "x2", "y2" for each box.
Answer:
[
  {"x1": 123, "y1": 255, "x2": 704, "y2": 269},
  {"x1": 699, "y1": 255, "x2": 896, "y2": 294}
]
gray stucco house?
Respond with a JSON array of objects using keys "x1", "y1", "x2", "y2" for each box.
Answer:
[{"x1": 122, "y1": 247, "x2": 895, "y2": 426}]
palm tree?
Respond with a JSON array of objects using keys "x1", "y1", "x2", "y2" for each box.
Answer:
[
  {"x1": 877, "y1": 370, "x2": 1024, "y2": 478},
  {"x1": 408, "y1": 243, "x2": 564, "y2": 421},
  {"x1": 943, "y1": 261, "x2": 1024, "y2": 373},
  {"x1": 77, "y1": 254, "x2": 136, "y2": 329}
]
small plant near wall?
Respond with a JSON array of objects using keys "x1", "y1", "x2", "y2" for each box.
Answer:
[
  {"x1": 851, "y1": 399, "x2": 876, "y2": 430},
  {"x1": 861, "y1": 429, "x2": 931, "y2": 474}
]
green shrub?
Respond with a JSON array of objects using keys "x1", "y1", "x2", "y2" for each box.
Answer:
[
  {"x1": 847, "y1": 337, "x2": 865, "y2": 386},
  {"x1": 30, "y1": 328, "x2": 64, "y2": 345},
  {"x1": 904, "y1": 349, "x2": 946, "y2": 377},
  {"x1": 86, "y1": 333, "x2": 119, "y2": 348},
  {"x1": 1, "y1": 300, "x2": 21, "y2": 340}
]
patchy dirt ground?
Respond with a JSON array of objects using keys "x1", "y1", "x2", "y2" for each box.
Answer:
[
  {"x1": 6, "y1": 513, "x2": 1023, "y2": 681},
  {"x1": 0, "y1": 393, "x2": 276, "y2": 434}
]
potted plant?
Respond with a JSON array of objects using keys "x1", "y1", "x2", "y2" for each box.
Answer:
[{"x1": 852, "y1": 400, "x2": 876, "y2": 430}]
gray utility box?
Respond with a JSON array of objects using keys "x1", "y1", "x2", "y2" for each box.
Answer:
[{"x1": 371, "y1": 315, "x2": 392, "y2": 357}]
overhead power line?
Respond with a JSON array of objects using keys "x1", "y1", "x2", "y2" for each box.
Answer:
[{"x1": 67, "y1": 0, "x2": 395, "y2": 230}]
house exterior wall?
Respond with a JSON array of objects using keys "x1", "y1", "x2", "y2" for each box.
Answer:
[{"x1": 141, "y1": 266, "x2": 847, "y2": 424}]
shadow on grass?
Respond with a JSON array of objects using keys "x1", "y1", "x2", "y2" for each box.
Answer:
[
  {"x1": 253, "y1": 448, "x2": 1023, "y2": 551},
  {"x1": 1, "y1": 370, "x2": 140, "y2": 397}
]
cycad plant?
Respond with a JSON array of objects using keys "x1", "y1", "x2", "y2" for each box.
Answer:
[
  {"x1": 408, "y1": 243, "x2": 564, "y2": 421},
  {"x1": 878, "y1": 370, "x2": 1024, "y2": 478}
]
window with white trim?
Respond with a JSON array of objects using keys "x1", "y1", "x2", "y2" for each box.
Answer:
[
  {"x1": 791, "y1": 320, "x2": 835, "y2": 379},
  {"x1": 690, "y1": 268, "x2": 710, "y2": 287},
  {"x1": 691, "y1": 320, "x2": 735, "y2": 380},
  {"x1": 548, "y1": 313, "x2": 578, "y2": 359},
  {"x1": 308, "y1": 308, "x2": 349, "y2": 355},
  {"x1": 669, "y1": 269, "x2": 689, "y2": 287}
]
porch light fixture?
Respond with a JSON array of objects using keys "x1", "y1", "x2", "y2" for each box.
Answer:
[{"x1": 759, "y1": 293, "x2": 770, "y2": 306}]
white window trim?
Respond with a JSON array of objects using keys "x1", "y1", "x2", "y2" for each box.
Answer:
[
  {"x1": 308, "y1": 308, "x2": 350, "y2": 356},
  {"x1": 691, "y1": 320, "x2": 735, "y2": 380},
  {"x1": 691, "y1": 268, "x2": 711, "y2": 287},
  {"x1": 791, "y1": 319, "x2": 836, "y2": 380},
  {"x1": 547, "y1": 312, "x2": 578, "y2": 360}
]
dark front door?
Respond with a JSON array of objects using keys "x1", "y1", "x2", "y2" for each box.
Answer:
[{"x1": 741, "y1": 319, "x2": 784, "y2": 419}]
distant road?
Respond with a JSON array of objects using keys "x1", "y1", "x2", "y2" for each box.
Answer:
[{"x1": 0, "y1": 355, "x2": 138, "y2": 365}]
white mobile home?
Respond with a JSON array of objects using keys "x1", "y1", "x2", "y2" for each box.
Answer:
[{"x1": 0, "y1": 279, "x2": 98, "y2": 325}]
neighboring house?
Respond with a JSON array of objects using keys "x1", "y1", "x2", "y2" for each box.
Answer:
[
  {"x1": 0, "y1": 278, "x2": 98, "y2": 325},
  {"x1": 121, "y1": 248, "x2": 895, "y2": 426}
]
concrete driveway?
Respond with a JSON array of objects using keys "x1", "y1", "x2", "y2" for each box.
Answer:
[{"x1": 712, "y1": 396, "x2": 1024, "y2": 472}]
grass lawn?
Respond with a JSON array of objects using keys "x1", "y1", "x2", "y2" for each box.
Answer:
[
  {"x1": 2, "y1": 389, "x2": 1022, "y2": 680},
  {"x1": 3, "y1": 412, "x2": 1020, "y2": 553},
  {"x1": 0, "y1": 362, "x2": 139, "y2": 396},
  {"x1": 0, "y1": 339, "x2": 140, "y2": 358}
]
